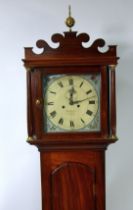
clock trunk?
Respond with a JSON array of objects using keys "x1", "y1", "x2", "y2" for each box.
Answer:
[{"x1": 40, "y1": 150, "x2": 105, "y2": 210}]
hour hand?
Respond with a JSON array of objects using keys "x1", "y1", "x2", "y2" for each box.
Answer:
[
  {"x1": 72, "y1": 95, "x2": 96, "y2": 104},
  {"x1": 72, "y1": 98, "x2": 89, "y2": 104}
]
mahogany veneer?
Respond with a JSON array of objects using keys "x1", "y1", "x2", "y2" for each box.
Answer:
[{"x1": 23, "y1": 31, "x2": 119, "y2": 210}]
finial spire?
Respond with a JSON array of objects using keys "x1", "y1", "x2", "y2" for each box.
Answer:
[
  {"x1": 68, "y1": 5, "x2": 71, "y2": 16},
  {"x1": 65, "y1": 5, "x2": 75, "y2": 32}
]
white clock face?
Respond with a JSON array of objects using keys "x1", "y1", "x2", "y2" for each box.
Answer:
[{"x1": 43, "y1": 74, "x2": 101, "y2": 132}]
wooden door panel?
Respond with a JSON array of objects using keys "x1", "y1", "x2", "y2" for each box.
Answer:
[
  {"x1": 51, "y1": 162, "x2": 96, "y2": 210},
  {"x1": 40, "y1": 151, "x2": 105, "y2": 210}
]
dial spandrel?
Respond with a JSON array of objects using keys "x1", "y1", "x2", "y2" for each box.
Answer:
[{"x1": 43, "y1": 74, "x2": 101, "y2": 133}]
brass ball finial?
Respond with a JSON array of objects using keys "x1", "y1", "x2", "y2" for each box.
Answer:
[{"x1": 65, "y1": 5, "x2": 75, "y2": 32}]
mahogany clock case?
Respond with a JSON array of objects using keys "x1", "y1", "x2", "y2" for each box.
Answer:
[
  {"x1": 23, "y1": 31, "x2": 118, "y2": 210},
  {"x1": 27, "y1": 65, "x2": 111, "y2": 145},
  {"x1": 24, "y1": 32, "x2": 118, "y2": 149},
  {"x1": 40, "y1": 150, "x2": 105, "y2": 210}
]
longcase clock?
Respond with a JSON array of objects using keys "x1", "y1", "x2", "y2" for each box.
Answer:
[{"x1": 23, "y1": 8, "x2": 119, "y2": 210}]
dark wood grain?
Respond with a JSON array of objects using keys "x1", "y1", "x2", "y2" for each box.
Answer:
[
  {"x1": 110, "y1": 68, "x2": 116, "y2": 136},
  {"x1": 51, "y1": 162, "x2": 95, "y2": 210},
  {"x1": 40, "y1": 150, "x2": 105, "y2": 210},
  {"x1": 23, "y1": 32, "x2": 118, "y2": 67},
  {"x1": 27, "y1": 71, "x2": 33, "y2": 137},
  {"x1": 23, "y1": 30, "x2": 119, "y2": 210}
]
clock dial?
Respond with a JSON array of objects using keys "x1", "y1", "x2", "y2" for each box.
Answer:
[{"x1": 44, "y1": 74, "x2": 101, "y2": 132}]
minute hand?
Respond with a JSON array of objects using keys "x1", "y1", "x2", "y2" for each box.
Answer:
[{"x1": 72, "y1": 95, "x2": 96, "y2": 104}]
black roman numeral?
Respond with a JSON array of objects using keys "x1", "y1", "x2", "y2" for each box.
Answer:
[
  {"x1": 70, "y1": 121, "x2": 75, "y2": 128},
  {"x1": 89, "y1": 100, "x2": 95, "y2": 104},
  {"x1": 58, "y1": 118, "x2": 64, "y2": 125},
  {"x1": 58, "y1": 81, "x2": 63, "y2": 88},
  {"x1": 81, "y1": 118, "x2": 85, "y2": 124},
  {"x1": 50, "y1": 111, "x2": 57, "y2": 118},
  {"x1": 50, "y1": 91, "x2": 56, "y2": 94},
  {"x1": 69, "y1": 78, "x2": 73, "y2": 85},
  {"x1": 47, "y1": 102, "x2": 54, "y2": 105},
  {"x1": 86, "y1": 110, "x2": 93, "y2": 116},
  {"x1": 86, "y1": 89, "x2": 92, "y2": 95},
  {"x1": 80, "y1": 81, "x2": 84, "y2": 88}
]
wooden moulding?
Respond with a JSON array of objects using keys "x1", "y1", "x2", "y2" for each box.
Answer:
[
  {"x1": 23, "y1": 31, "x2": 118, "y2": 67},
  {"x1": 27, "y1": 137, "x2": 118, "y2": 152},
  {"x1": 23, "y1": 31, "x2": 119, "y2": 150},
  {"x1": 23, "y1": 29, "x2": 119, "y2": 210}
]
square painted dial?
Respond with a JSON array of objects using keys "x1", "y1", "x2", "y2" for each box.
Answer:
[{"x1": 43, "y1": 74, "x2": 101, "y2": 133}]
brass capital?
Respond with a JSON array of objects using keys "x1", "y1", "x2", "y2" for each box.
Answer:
[
  {"x1": 27, "y1": 136, "x2": 33, "y2": 141},
  {"x1": 109, "y1": 65, "x2": 116, "y2": 71},
  {"x1": 26, "y1": 67, "x2": 31, "y2": 72},
  {"x1": 111, "y1": 135, "x2": 118, "y2": 140}
]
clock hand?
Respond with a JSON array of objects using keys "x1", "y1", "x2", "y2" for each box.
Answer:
[
  {"x1": 72, "y1": 98, "x2": 89, "y2": 104},
  {"x1": 72, "y1": 95, "x2": 96, "y2": 105}
]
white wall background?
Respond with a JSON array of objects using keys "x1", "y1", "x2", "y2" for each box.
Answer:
[{"x1": 0, "y1": 0, "x2": 133, "y2": 210}]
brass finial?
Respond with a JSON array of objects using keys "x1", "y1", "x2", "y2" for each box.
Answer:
[
  {"x1": 65, "y1": 5, "x2": 75, "y2": 32},
  {"x1": 27, "y1": 136, "x2": 33, "y2": 142}
]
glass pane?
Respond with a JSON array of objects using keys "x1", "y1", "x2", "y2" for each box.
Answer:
[{"x1": 43, "y1": 74, "x2": 101, "y2": 133}]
